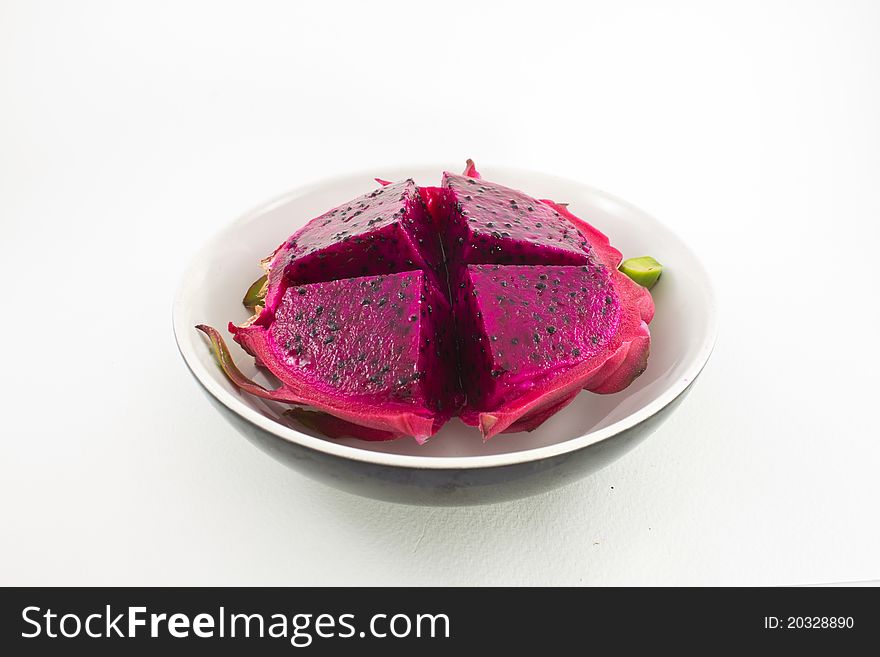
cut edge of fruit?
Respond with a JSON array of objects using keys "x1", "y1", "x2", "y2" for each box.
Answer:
[
  {"x1": 465, "y1": 321, "x2": 650, "y2": 440},
  {"x1": 195, "y1": 324, "x2": 436, "y2": 443}
]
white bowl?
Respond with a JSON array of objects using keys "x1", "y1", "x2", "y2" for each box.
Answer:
[{"x1": 173, "y1": 165, "x2": 717, "y2": 505}]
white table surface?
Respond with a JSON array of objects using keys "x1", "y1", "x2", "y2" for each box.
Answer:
[{"x1": 2, "y1": 0, "x2": 878, "y2": 586}]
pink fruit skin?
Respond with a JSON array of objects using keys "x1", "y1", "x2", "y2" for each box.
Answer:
[
  {"x1": 198, "y1": 322, "x2": 429, "y2": 440},
  {"x1": 215, "y1": 319, "x2": 437, "y2": 442},
  {"x1": 462, "y1": 158, "x2": 481, "y2": 178}
]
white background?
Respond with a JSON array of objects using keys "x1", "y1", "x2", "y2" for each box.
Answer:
[{"x1": 2, "y1": 0, "x2": 879, "y2": 585}]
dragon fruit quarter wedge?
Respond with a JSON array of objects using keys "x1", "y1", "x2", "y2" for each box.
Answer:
[{"x1": 198, "y1": 161, "x2": 658, "y2": 442}]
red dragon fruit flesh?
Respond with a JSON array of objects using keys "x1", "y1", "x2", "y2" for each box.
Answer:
[
  {"x1": 439, "y1": 172, "x2": 593, "y2": 269},
  {"x1": 199, "y1": 270, "x2": 459, "y2": 443},
  {"x1": 262, "y1": 179, "x2": 444, "y2": 312},
  {"x1": 198, "y1": 161, "x2": 656, "y2": 442},
  {"x1": 454, "y1": 263, "x2": 651, "y2": 438}
]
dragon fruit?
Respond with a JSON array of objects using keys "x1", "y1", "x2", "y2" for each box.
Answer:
[
  {"x1": 198, "y1": 161, "x2": 655, "y2": 442},
  {"x1": 439, "y1": 172, "x2": 593, "y2": 268},
  {"x1": 454, "y1": 263, "x2": 652, "y2": 437},
  {"x1": 262, "y1": 179, "x2": 444, "y2": 311},
  {"x1": 198, "y1": 269, "x2": 458, "y2": 442}
]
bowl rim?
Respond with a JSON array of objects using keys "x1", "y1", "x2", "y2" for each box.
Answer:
[{"x1": 173, "y1": 164, "x2": 717, "y2": 471}]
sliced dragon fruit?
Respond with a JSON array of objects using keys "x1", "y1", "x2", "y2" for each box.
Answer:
[
  {"x1": 454, "y1": 263, "x2": 652, "y2": 438},
  {"x1": 541, "y1": 198, "x2": 655, "y2": 326},
  {"x1": 263, "y1": 179, "x2": 444, "y2": 314},
  {"x1": 439, "y1": 172, "x2": 592, "y2": 269},
  {"x1": 201, "y1": 270, "x2": 460, "y2": 443},
  {"x1": 198, "y1": 161, "x2": 656, "y2": 443}
]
